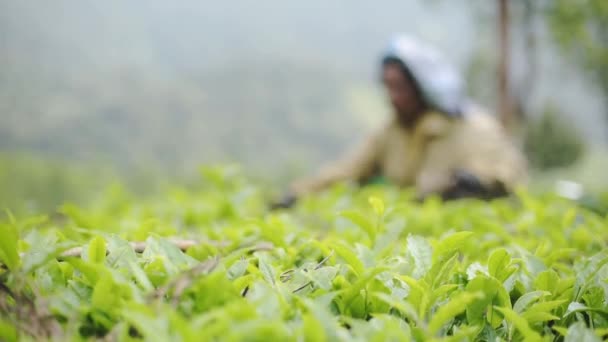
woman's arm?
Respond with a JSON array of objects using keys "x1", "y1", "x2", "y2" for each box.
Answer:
[{"x1": 289, "y1": 132, "x2": 383, "y2": 196}]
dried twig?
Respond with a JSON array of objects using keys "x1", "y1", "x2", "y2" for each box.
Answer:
[
  {"x1": 7, "y1": 238, "x2": 274, "y2": 267},
  {"x1": 56, "y1": 239, "x2": 226, "y2": 260}
]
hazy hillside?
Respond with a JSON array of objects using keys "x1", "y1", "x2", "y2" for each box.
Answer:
[{"x1": 1, "y1": 0, "x2": 606, "y2": 177}]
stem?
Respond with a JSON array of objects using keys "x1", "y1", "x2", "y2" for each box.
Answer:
[
  {"x1": 498, "y1": 0, "x2": 513, "y2": 130},
  {"x1": 59, "y1": 239, "x2": 203, "y2": 259},
  {"x1": 10, "y1": 238, "x2": 272, "y2": 264}
]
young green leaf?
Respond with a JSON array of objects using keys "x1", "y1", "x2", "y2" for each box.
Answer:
[
  {"x1": 333, "y1": 243, "x2": 365, "y2": 276},
  {"x1": 257, "y1": 254, "x2": 276, "y2": 286},
  {"x1": 427, "y1": 252, "x2": 458, "y2": 289},
  {"x1": 296, "y1": 296, "x2": 347, "y2": 342},
  {"x1": 407, "y1": 235, "x2": 432, "y2": 279},
  {"x1": 340, "y1": 266, "x2": 389, "y2": 312},
  {"x1": 513, "y1": 291, "x2": 550, "y2": 313},
  {"x1": 67, "y1": 257, "x2": 107, "y2": 285},
  {"x1": 340, "y1": 210, "x2": 375, "y2": 241},
  {"x1": 534, "y1": 269, "x2": 560, "y2": 294},
  {"x1": 91, "y1": 273, "x2": 121, "y2": 313},
  {"x1": 399, "y1": 275, "x2": 430, "y2": 319},
  {"x1": 431, "y1": 284, "x2": 459, "y2": 304},
  {"x1": 520, "y1": 311, "x2": 560, "y2": 324},
  {"x1": 465, "y1": 276, "x2": 511, "y2": 328},
  {"x1": 432, "y1": 231, "x2": 473, "y2": 262},
  {"x1": 524, "y1": 299, "x2": 568, "y2": 316},
  {"x1": 88, "y1": 235, "x2": 107, "y2": 264},
  {"x1": 428, "y1": 291, "x2": 484, "y2": 335},
  {"x1": 0, "y1": 223, "x2": 20, "y2": 271},
  {"x1": 494, "y1": 306, "x2": 542, "y2": 341},
  {"x1": 372, "y1": 292, "x2": 420, "y2": 325},
  {"x1": 106, "y1": 235, "x2": 137, "y2": 268},
  {"x1": 439, "y1": 324, "x2": 483, "y2": 342},
  {"x1": 227, "y1": 259, "x2": 249, "y2": 280},
  {"x1": 563, "y1": 302, "x2": 608, "y2": 320},
  {"x1": 305, "y1": 266, "x2": 338, "y2": 291},
  {"x1": 488, "y1": 248, "x2": 516, "y2": 282},
  {"x1": 128, "y1": 260, "x2": 154, "y2": 292},
  {"x1": 301, "y1": 313, "x2": 327, "y2": 342},
  {"x1": 368, "y1": 196, "x2": 385, "y2": 217},
  {"x1": 21, "y1": 239, "x2": 75, "y2": 274}
]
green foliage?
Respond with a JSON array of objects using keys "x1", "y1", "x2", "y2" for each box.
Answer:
[
  {"x1": 549, "y1": 0, "x2": 608, "y2": 114},
  {"x1": 1, "y1": 170, "x2": 608, "y2": 340},
  {"x1": 524, "y1": 105, "x2": 585, "y2": 170},
  {"x1": 0, "y1": 152, "x2": 165, "y2": 215},
  {"x1": 0, "y1": 221, "x2": 20, "y2": 271}
]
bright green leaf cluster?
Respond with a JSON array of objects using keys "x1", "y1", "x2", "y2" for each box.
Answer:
[{"x1": 1, "y1": 172, "x2": 607, "y2": 341}]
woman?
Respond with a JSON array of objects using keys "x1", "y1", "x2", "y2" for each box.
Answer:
[{"x1": 274, "y1": 35, "x2": 527, "y2": 208}]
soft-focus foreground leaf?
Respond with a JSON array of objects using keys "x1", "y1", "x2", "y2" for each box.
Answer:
[{"x1": 1, "y1": 179, "x2": 608, "y2": 341}]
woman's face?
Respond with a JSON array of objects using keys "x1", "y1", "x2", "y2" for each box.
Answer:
[{"x1": 382, "y1": 62, "x2": 425, "y2": 123}]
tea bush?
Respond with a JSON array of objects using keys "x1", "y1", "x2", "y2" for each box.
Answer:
[{"x1": 1, "y1": 167, "x2": 607, "y2": 341}]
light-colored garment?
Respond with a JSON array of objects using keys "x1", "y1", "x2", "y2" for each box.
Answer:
[{"x1": 290, "y1": 108, "x2": 527, "y2": 197}]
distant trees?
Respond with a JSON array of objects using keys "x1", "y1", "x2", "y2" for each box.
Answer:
[
  {"x1": 454, "y1": 0, "x2": 607, "y2": 130},
  {"x1": 548, "y1": 0, "x2": 608, "y2": 121}
]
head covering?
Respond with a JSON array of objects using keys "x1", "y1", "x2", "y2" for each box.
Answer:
[{"x1": 382, "y1": 34, "x2": 466, "y2": 117}]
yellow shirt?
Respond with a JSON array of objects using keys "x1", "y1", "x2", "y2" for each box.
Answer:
[{"x1": 291, "y1": 109, "x2": 527, "y2": 197}]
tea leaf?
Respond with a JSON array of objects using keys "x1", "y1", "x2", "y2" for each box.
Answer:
[
  {"x1": 428, "y1": 291, "x2": 484, "y2": 335},
  {"x1": 488, "y1": 248, "x2": 516, "y2": 282},
  {"x1": 407, "y1": 235, "x2": 432, "y2": 278},
  {"x1": 368, "y1": 196, "x2": 385, "y2": 216},
  {"x1": 88, "y1": 236, "x2": 107, "y2": 264},
  {"x1": 494, "y1": 306, "x2": 542, "y2": 341},
  {"x1": 333, "y1": 243, "x2": 365, "y2": 276},
  {"x1": 513, "y1": 291, "x2": 550, "y2": 313},
  {"x1": 0, "y1": 223, "x2": 19, "y2": 271},
  {"x1": 341, "y1": 210, "x2": 375, "y2": 241}
]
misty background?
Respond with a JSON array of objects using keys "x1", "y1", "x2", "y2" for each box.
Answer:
[{"x1": 1, "y1": 0, "x2": 607, "y2": 211}]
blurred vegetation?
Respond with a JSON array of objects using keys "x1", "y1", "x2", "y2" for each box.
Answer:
[
  {"x1": 4, "y1": 150, "x2": 608, "y2": 219},
  {"x1": 549, "y1": 0, "x2": 608, "y2": 120},
  {"x1": 0, "y1": 152, "x2": 166, "y2": 215},
  {"x1": 2, "y1": 0, "x2": 608, "y2": 217},
  {"x1": 0, "y1": 152, "x2": 298, "y2": 216},
  {"x1": 0, "y1": 62, "x2": 378, "y2": 175},
  {"x1": 524, "y1": 105, "x2": 585, "y2": 170}
]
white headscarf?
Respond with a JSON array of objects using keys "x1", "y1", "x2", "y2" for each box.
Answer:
[{"x1": 382, "y1": 34, "x2": 466, "y2": 117}]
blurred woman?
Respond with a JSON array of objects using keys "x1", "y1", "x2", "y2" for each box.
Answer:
[{"x1": 274, "y1": 35, "x2": 527, "y2": 208}]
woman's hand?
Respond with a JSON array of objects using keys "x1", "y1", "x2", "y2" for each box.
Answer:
[
  {"x1": 269, "y1": 192, "x2": 298, "y2": 210},
  {"x1": 441, "y1": 169, "x2": 507, "y2": 200}
]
